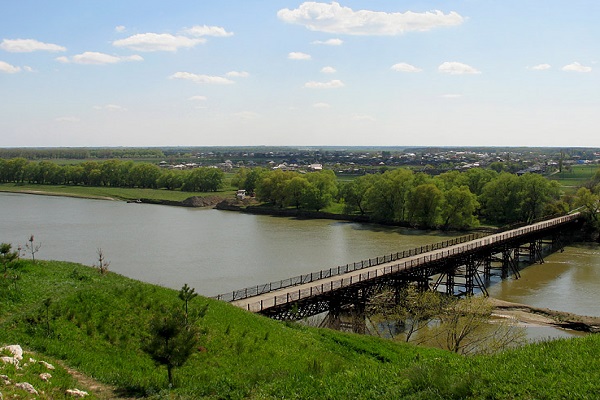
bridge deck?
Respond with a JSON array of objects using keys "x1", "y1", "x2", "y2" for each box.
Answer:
[{"x1": 230, "y1": 214, "x2": 579, "y2": 313}]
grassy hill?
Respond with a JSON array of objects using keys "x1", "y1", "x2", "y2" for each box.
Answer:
[{"x1": 1, "y1": 259, "x2": 599, "y2": 399}]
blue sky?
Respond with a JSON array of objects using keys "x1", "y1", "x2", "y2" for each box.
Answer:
[{"x1": 1, "y1": 1, "x2": 599, "y2": 147}]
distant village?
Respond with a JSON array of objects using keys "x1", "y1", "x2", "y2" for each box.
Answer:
[{"x1": 157, "y1": 147, "x2": 600, "y2": 175}]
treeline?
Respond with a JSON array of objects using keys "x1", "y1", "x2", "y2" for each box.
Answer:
[
  {"x1": 0, "y1": 148, "x2": 165, "y2": 160},
  {"x1": 573, "y1": 170, "x2": 600, "y2": 239},
  {"x1": 0, "y1": 158, "x2": 223, "y2": 192},
  {"x1": 235, "y1": 167, "x2": 567, "y2": 229}
]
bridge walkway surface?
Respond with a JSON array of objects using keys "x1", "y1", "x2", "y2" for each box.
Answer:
[{"x1": 223, "y1": 213, "x2": 580, "y2": 314}]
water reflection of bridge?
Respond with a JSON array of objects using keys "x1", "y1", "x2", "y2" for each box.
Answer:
[{"x1": 216, "y1": 213, "x2": 582, "y2": 324}]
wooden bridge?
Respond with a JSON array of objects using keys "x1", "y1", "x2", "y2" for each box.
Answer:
[{"x1": 215, "y1": 213, "x2": 582, "y2": 324}]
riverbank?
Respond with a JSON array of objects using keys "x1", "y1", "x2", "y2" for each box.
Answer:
[
  {"x1": 490, "y1": 298, "x2": 600, "y2": 333},
  {"x1": 0, "y1": 183, "x2": 230, "y2": 204},
  {"x1": 0, "y1": 187, "x2": 118, "y2": 201},
  {"x1": 2, "y1": 258, "x2": 600, "y2": 399}
]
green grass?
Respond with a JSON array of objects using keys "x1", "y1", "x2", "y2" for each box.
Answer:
[
  {"x1": 548, "y1": 164, "x2": 598, "y2": 193},
  {"x1": 0, "y1": 183, "x2": 235, "y2": 202},
  {"x1": 1, "y1": 258, "x2": 600, "y2": 399}
]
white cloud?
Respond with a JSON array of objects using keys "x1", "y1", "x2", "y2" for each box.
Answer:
[
  {"x1": 1, "y1": 38, "x2": 66, "y2": 53},
  {"x1": 56, "y1": 52, "x2": 143, "y2": 65},
  {"x1": 115, "y1": 25, "x2": 126, "y2": 32},
  {"x1": 529, "y1": 63, "x2": 551, "y2": 71},
  {"x1": 183, "y1": 25, "x2": 233, "y2": 37},
  {"x1": 113, "y1": 33, "x2": 205, "y2": 52},
  {"x1": 226, "y1": 71, "x2": 249, "y2": 78},
  {"x1": 562, "y1": 62, "x2": 592, "y2": 73},
  {"x1": 55, "y1": 116, "x2": 80, "y2": 123},
  {"x1": 312, "y1": 38, "x2": 343, "y2": 45},
  {"x1": 169, "y1": 72, "x2": 234, "y2": 84},
  {"x1": 278, "y1": 2, "x2": 464, "y2": 36},
  {"x1": 391, "y1": 62, "x2": 422, "y2": 73},
  {"x1": 321, "y1": 66, "x2": 336, "y2": 74},
  {"x1": 94, "y1": 104, "x2": 127, "y2": 111},
  {"x1": 288, "y1": 52, "x2": 312, "y2": 60},
  {"x1": 438, "y1": 61, "x2": 481, "y2": 75},
  {"x1": 0, "y1": 61, "x2": 20, "y2": 73},
  {"x1": 188, "y1": 95, "x2": 208, "y2": 101},
  {"x1": 23, "y1": 66, "x2": 35, "y2": 72},
  {"x1": 313, "y1": 102, "x2": 331, "y2": 108},
  {"x1": 304, "y1": 79, "x2": 345, "y2": 89}
]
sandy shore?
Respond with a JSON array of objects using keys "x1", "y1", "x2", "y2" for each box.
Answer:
[{"x1": 490, "y1": 297, "x2": 600, "y2": 333}]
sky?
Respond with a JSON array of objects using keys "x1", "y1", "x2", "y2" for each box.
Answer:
[{"x1": 1, "y1": 1, "x2": 600, "y2": 148}]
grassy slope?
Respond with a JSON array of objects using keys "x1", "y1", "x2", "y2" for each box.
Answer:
[{"x1": 1, "y1": 261, "x2": 599, "y2": 399}]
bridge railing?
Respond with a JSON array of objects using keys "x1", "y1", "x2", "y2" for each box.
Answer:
[
  {"x1": 239, "y1": 212, "x2": 581, "y2": 313},
  {"x1": 213, "y1": 231, "x2": 490, "y2": 302}
]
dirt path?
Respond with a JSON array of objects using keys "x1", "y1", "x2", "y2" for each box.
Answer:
[
  {"x1": 62, "y1": 363, "x2": 136, "y2": 400},
  {"x1": 489, "y1": 297, "x2": 600, "y2": 333}
]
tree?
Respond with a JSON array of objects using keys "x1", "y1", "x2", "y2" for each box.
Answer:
[
  {"x1": 574, "y1": 187, "x2": 600, "y2": 240},
  {"x1": 368, "y1": 286, "x2": 448, "y2": 343},
  {"x1": 427, "y1": 296, "x2": 526, "y2": 355},
  {"x1": 284, "y1": 176, "x2": 310, "y2": 209},
  {"x1": 143, "y1": 306, "x2": 199, "y2": 386},
  {"x1": 575, "y1": 187, "x2": 600, "y2": 219},
  {"x1": 178, "y1": 283, "x2": 198, "y2": 324},
  {"x1": 4, "y1": 157, "x2": 28, "y2": 182},
  {"x1": 364, "y1": 169, "x2": 414, "y2": 223},
  {"x1": 243, "y1": 168, "x2": 266, "y2": 194},
  {"x1": 255, "y1": 169, "x2": 294, "y2": 207},
  {"x1": 100, "y1": 159, "x2": 129, "y2": 186},
  {"x1": 462, "y1": 168, "x2": 498, "y2": 196},
  {"x1": 304, "y1": 170, "x2": 338, "y2": 211},
  {"x1": 440, "y1": 186, "x2": 479, "y2": 230},
  {"x1": 479, "y1": 172, "x2": 522, "y2": 224},
  {"x1": 232, "y1": 167, "x2": 266, "y2": 194},
  {"x1": 518, "y1": 173, "x2": 561, "y2": 223},
  {"x1": 25, "y1": 235, "x2": 41, "y2": 263},
  {"x1": 407, "y1": 183, "x2": 443, "y2": 228},
  {"x1": 182, "y1": 167, "x2": 224, "y2": 192},
  {"x1": 339, "y1": 175, "x2": 374, "y2": 215},
  {"x1": 129, "y1": 163, "x2": 161, "y2": 189},
  {"x1": 94, "y1": 248, "x2": 110, "y2": 275},
  {"x1": 0, "y1": 243, "x2": 18, "y2": 274},
  {"x1": 156, "y1": 170, "x2": 184, "y2": 190}
]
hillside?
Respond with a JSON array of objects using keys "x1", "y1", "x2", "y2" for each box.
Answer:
[{"x1": 1, "y1": 259, "x2": 599, "y2": 399}]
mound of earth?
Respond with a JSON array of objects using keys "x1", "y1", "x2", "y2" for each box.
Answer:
[{"x1": 181, "y1": 195, "x2": 225, "y2": 207}]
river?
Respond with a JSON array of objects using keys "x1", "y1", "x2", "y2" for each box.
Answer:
[{"x1": 1, "y1": 192, "x2": 598, "y2": 339}]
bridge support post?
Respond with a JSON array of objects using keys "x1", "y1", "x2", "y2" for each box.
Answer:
[
  {"x1": 351, "y1": 292, "x2": 367, "y2": 335},
  {"x1": 482, "y1": 252, "x2": 492, "y2": 283},
  {"x1": 321, "y1": 298, "x2": 342, "y2": 330},
  {"x1": 445, "y1": 269, "x2": 455, "y2": 296},
  {"x1": 552, "y1": 232, "x2": 565, "y2": 253},
  {"x1": 465, "y1": 256, "x2": 476, "y2": 296},
  {"x1": 502, "y1": 246, "x2": 520, "y2": 279}
]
